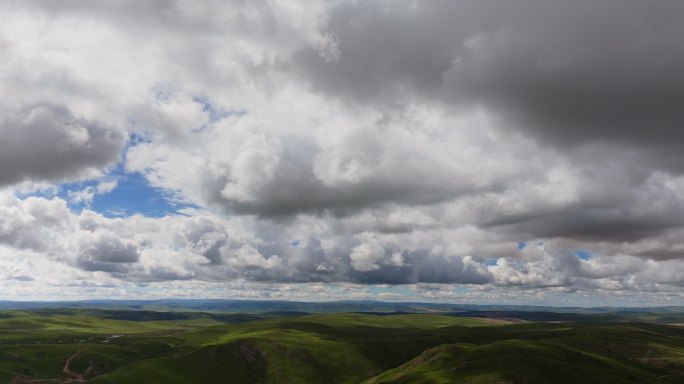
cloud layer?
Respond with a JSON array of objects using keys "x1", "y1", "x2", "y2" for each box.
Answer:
[{"x1": 2, "y1": 0, "x2": 684, "y2": 303}]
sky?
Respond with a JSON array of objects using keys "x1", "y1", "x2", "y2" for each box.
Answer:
[{"x1": 1, "y1": 0, "x2": 684, "y2": 306}]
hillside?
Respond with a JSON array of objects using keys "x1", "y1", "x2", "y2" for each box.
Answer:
[{"x1": 1, "y1": 308, "x2": 684, "y2": 383}]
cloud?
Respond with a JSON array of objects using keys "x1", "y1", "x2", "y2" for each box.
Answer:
[
  {"x1": 126, "y1": 91, "x2": 522, "y2": 217},
  {"x1": 75, "y1": 232, "x2": 141, "y2": 272},
  {"x1": 2, "y1": 0, "x2": 684, "y2": 303},
  {"x1": 5, "y1": 193, "x2": 684, "y2": 304},
  {"x1": 69, "y1": 180, "x2": 119, "y2": 206},
  {"x1": 0, "y1": 193, "x2": 72, "y2": 251},
  {"x1": 0, "y1": 104, "x2": 125, "y2": 186},
  {"x1": 294, "y1": 0, "x2": 684, "y2": 151},
  {"x1": 349, "y1": 240, "x2": 386, "y2": 272}
]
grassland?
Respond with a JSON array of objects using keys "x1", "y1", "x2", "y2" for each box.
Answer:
[{"x1": 2, "y1": 307, "x2": 684, "y2": 383}]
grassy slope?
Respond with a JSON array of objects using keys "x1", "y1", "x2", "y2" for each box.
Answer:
[
  {"x1": 93, "y1": 314, "x2": 490, "y2": 384},
  {"x1": 366, "y1": 323, "x2": 684, "y2": 384},
  {"x1": 0, "y1": 310, "x2": 205, "y2": 381},
  {"x1": 3, "y1": 309, "x2": 684, "y2": 383},
  {"x1": 95, "y1": 315, "x2": 684, "y2": 384}
]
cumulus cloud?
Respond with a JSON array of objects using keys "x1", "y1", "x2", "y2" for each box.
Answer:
[
  {"x1": 2, "y1": 0, "x2": 684, "y2": 303},
  {"x1": 69, "y1": 180, "x2": 118, "y2": 206},
  {"x1": 295, "y1": 0, "x2": 684, "y2": 149},
  {"x1": 5, "y1": 193, "x2": 684, "y2": 301},
  {"x1": 0, "y1": 104, "x2": 125, "y2": 185}
]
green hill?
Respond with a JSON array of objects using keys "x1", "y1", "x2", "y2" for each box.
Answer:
[
  {"x1": 2, "y1": 308, "x2": 684, "y2": 383},
  {"x1": 366, "y1": 339, "x2": 680, "y2": 383}
]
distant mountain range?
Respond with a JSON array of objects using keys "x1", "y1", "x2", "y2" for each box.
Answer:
[{"x1": 1, "y1": 299, "x2": 683, "y2": 315}]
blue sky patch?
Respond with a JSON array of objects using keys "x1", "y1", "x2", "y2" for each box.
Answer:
[
  {"x1": 193, "y1": 96, "x2": 247, "y2": 121},
  {"x1": 72, "y1": 134, "x2": 196, "y2": 218},
  {"x1": 87, "y1": 172, "x2": 189, "y2": 218},
  {"x1": 576, "y1": 250, "x2": 591, "y2": 261},
  {"x1": 368, "y1": 285, "x2": 415, "y2": 297},
  {"x1": 483, "y1": 258, "x2": 498, "y2": 266},
  {"x1": 35, "y1": 159, "x2": 196, "y2": 218}
]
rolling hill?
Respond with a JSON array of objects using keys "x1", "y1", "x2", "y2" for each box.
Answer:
[{"x1": 1, "y1": 305, "x2": 684, "y2": 383}]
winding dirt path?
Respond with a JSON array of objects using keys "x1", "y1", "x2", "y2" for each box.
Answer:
[
  {"x1": 61, "y1": 349, "x2": 87, "y2": 382},
  {"x1": 10, "y1": 349, "x2": 87, "y2": 384}
]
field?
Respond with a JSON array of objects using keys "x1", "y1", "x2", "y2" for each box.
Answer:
[{"x1": 2, "y1": 303, "x2": 684, "y2": 383}]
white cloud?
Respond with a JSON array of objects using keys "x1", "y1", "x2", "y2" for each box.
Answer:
[
  {"x1": 69, "y1": 180, "x2": 119, "y2": 206},
  {"x1": 2, "y1": 0, "x2": 684, "y2": 304}
]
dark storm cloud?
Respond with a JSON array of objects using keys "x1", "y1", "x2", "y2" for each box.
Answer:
[
  {"x1": 486, "y1": 209, "x2": 684, "y2": 243},
  {"x1": 294, "y1": 0, "x2": 684, "y2": 150},
  {"x1": 273, "y1": 0, "x2": 684, "y2": 247},
  {"x1": 0, "y1": 104, "x2": 125, "y2": 185},
  {"x1": 471, "y1": 160, "x2": 684, "y2": 243}
]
